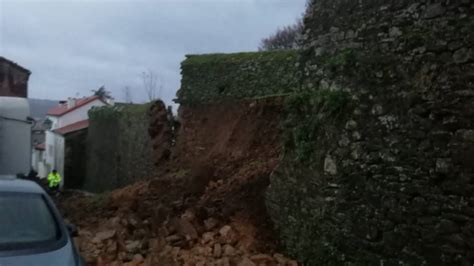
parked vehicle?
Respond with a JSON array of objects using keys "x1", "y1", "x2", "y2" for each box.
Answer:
[
  {"x1": 0, "y1": 176, "x2": 84, "y2": 266},
  {"x1": 0, "y1": 97, "x2": 32, "y2": 176}
]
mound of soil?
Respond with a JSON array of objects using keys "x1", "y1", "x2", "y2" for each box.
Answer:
[{"x1": 58, "y1": 98, "x2": 295, "y2": 265}]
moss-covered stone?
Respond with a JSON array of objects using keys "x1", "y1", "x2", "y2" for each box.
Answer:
[
  {"x1": 267, "y1": 0, "x2": 474, "y2": 264},
  {"x1": 176, "y1": 51, "x2": 301, "y2": 105},
  {"x1": 85, "y1": 103, "x2": 154, "y2": 192}
]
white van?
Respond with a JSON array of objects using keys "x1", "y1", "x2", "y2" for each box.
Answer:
[{"x1": 0, "y1": 97, "x2": 32, "y2": 176}]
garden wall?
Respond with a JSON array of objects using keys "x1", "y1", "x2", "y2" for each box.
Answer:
[
  {"x1": 84, "y1": 104, "x2": 155, "y2": 192},
  {"x1": 176, "y1": 51, "x2": 300, "y2": 105}
]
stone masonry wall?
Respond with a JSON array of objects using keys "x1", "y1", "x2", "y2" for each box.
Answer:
[
  {"x1": 267, "y1": 0, "x2": 474, "y2": 265},
  {"x1": 176, "y1": 51, "x2": 300, "y2": 105},
  {"x1": 84, "y1": 104, "x2": 155, "y2": 192}
]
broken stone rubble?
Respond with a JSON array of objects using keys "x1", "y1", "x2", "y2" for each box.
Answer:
[{"x1": 75, "y1": 211, "x2": 298, "y2": 265}]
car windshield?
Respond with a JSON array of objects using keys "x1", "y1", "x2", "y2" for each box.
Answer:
[{"x1": 0, "y1": 193, "x2": 60, "y2": 250}]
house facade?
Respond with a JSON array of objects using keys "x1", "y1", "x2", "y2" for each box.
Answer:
[
  {"x1": 35, "y1": 95, "x2": 109, "y2": 183},
  {"x1": 0, "y1": 57, "x2": 31, "y2": 98}
]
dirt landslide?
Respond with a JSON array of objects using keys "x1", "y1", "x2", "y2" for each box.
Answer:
[{"x1": 58, "y1": 98, "x2": 297, "y2": 266}]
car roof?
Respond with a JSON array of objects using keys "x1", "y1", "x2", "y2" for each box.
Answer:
[{"x1": 0, "y1": 176, "x2": 45, "y2": 194}]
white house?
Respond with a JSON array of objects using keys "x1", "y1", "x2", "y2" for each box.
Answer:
[{"x1": 35, "y1": 95, "x2": 109, "y2": 183}]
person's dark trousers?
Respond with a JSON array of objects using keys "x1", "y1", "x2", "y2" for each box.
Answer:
[{"x1": 48, "y1": 185, "x2": 60, "y2": 196}]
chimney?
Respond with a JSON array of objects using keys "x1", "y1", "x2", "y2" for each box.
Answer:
[{"x1": 67, "y1": 98, "x2": 76, "y2": 108}]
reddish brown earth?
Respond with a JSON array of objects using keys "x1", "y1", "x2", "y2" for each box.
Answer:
[{"x1": 58, "y1": 98, "x2": 296, "y2": 265}]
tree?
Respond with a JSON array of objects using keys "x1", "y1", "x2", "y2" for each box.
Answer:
[
  {"x1": 141, "y1": 69, "x2": 163, "y2": 101},
  {"x1": 122, "y1": 86, "x2": 133, "y2": 103},
  {"x1": 92, "y1": 86, "x2": 112, "y2": 100},
  {"x1": 259, "y1": 19, "x2": 303, "y2": 51}
]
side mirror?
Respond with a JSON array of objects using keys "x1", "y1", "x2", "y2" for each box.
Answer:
[{"x1": 66, "y1": 224, "x2": 78, "y2": 237}]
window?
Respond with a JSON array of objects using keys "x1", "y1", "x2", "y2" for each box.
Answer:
[{"x1": 0, "y1": 193, "x2": 61, "y2": 250}]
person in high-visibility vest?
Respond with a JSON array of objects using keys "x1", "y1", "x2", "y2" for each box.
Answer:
[{"x1": 47, "y1": 169, "x2": 62, "y2": 191}]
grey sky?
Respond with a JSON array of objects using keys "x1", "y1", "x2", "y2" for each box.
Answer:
[{"x1": 0, "y1": 0, "x2": 306, "y2": 106}]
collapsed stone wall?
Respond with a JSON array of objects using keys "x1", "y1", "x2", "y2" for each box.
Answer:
[
  {"x1": 148, "y1": 101, "x2": 174, "y2": 168},
  {"x1": 84, "y1": 104, "x2": 155, "y2": 192},
  {"x1": 177, "y1": 51, "x2": 300, "y2": 105},
  {"x1": 267, "y1": 0, "x2": 474, "y2": 265}
]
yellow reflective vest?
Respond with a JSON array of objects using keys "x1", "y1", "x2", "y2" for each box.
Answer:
[{"x1": 47, "y1": 173, "x2": 62, "y2": 188}]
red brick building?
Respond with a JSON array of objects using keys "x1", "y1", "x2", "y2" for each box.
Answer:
[{"x1": 0, "y1": 57, "x2": 31, "y2": 98}]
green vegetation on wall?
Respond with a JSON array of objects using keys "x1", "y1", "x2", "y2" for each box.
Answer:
[
  {"x1": 267, "y1": 89, "x2": 351, "y2": 264},
  {"x1": 176, "y1": 50, "x2": 301, "y2": 105},
  {"x1": 267, "y1": 0, "x2": 474, "y2": 264},
  {"x1": 283, "y1": 89, "x2": 350, "y2": 163},
  {"x1": 85, "y1": 103, "x2": 154, "y2": 192}
]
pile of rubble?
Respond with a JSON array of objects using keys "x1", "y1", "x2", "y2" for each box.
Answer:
[
  {"x1": 64, "y1": 191, "x2": 296, "y2": 265},
  {"x1": 78, "y1": 215, "x2": 296, "y2": 265},
  {"x1": 60, "y1": 171, "x2": 297, "y2": 266},
  {"x1": 58, "y1": 100, "x2": 293, "y2": 265}
]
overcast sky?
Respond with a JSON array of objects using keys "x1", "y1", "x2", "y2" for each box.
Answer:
[{"x1": 0, "y1": 0, "x2": 306, "y2": 106}]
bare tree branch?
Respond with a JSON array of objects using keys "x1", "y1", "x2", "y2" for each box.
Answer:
[
  {"x1": 122, "y1": 86, "x2": 133, "y2": 103},
  {"x1": 141, "y1": 69, "x2": 163, "y2": 101}
]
